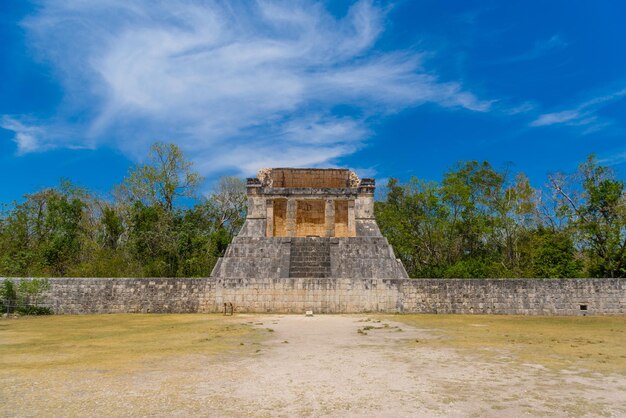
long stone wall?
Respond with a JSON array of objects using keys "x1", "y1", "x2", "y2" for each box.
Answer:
[
  {"x1": 6, "y1": 278, "x2": 214, "y2": 314},
  {"x1": 3, "y1": 277, "x2": 624, "y2": 315}
]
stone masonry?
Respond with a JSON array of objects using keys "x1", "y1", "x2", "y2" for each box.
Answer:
[
  {"x1": 4, "y1": 169, "x2": 624, "y2": 316},
  {"x1": 210, "y1": 168, "x2": 408, "y2": 280},
  {"x1": 4, "y1": 277, "x2": 624, "y2": 315}
]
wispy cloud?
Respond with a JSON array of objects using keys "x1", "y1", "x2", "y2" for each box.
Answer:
[
  {"x1": 0, "y1": 116, "x2": 84, "y2": 154},
  {"x1": 506, "y1": 35, "x2": 568, "y2": 63},
  {"x1": 1, "y1": 0, "x2": 490, "y2": 176},
  {"x1": 530, "y1": 88, "x2": 626, "y2": 132},
  {"x1": 598, "y1": 151, "x2": 626, "y2": 166},
  {"x1": 0, "y1": 117, "x2": 43, "y2": 154}
]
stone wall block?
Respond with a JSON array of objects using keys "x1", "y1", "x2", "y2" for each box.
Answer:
[{"x1": 3, "y1": 277, "x2": 624, "y2": 315}]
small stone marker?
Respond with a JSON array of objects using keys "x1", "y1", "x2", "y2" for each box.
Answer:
[
  {"x1": 224, "y1": 302, "x2": 234, "y2": 316},
  {"x1": 305, "y1": 310, "x2": 313, "y2": 317}
]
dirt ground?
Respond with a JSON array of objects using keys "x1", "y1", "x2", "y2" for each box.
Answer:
[{"x1": 2, "y1": 314, "x2": 625, "y2": 417}]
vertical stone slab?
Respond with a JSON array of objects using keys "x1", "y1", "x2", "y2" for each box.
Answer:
[
  {"x1": 355, "y1": 178, "x2": 381, "y2": 237},
  {"x1": 279, "y1": 239, "x2": 291, "y2": 278},
  {"x1": 238, "y1": 177, "x2": 267, "y2": 237},
  {"x1": 287, "y1": 198, "x2": 297, "y2": 237},
  {"x1": 266, "y1": 198, "x2": 274, "y2": 237},
  {"x1": 272, "y1": 198, "x2": 288, "y2": 237},
  {"x1": 325, "y1": 199, "x2": 335, "y2": 237},
  {"x1": 347, "y1": 200, "x2": 356, "y2": 237},
  {"x1": 333, "y1": 200, "x2": 350, "y2": 237}
]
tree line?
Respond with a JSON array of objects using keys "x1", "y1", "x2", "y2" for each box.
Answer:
[
  {"x1": 0, "y1": 143, "x2": 624, "y2": 279},
  {"x1": 376, "y1": 158, "x2": 626, "y2": 278},
  {"x1": 0, "y1": 143, "x2": 246, "y2": 278}
]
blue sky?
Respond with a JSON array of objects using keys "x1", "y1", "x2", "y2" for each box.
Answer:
[{"x1": 1, "y1": 0, "x2": 625, "y2": 202}]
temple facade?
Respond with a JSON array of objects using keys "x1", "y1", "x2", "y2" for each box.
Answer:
[
  {"x1": 210, "y1": 168, "x2": 408, "y2": 279},
  {"x1": 239, "y1": 168, "x2": 379, "y2": 238}
]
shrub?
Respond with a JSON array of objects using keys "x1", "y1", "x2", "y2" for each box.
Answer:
[
  {"x1": 16, "y1": 305, "x2": 53, "y2": 315},
  {"x1": 0, "y1": 279, "x2": 18, "y2": 313}
]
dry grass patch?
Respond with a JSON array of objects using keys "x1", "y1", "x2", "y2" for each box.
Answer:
[
  {"x1": 383, "y1": 314, "x2": 626, "y2": 375},
  {"x1": 0, "y1": 314, "x2": 262, "y2": 374}
]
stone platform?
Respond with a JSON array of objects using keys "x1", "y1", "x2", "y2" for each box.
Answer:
[
  {"x1": 211, "y1": 236, "x2": 408, "y2": 279},
  {"x1": 211, "y1": 168, "x2": 408, "y2": 281}
]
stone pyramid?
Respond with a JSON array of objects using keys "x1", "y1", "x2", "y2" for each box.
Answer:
[{"x1": 211, "y1": 168, "x2": 407, "y2": 280}]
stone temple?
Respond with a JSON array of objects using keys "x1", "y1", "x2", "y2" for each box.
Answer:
[{"x1": 211, "y1": 168, "x2": 408, "y2": 279}]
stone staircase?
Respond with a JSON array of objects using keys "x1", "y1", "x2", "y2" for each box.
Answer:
[{"x1": 289, "y1": 238, "x2": 331, "y2": 278}]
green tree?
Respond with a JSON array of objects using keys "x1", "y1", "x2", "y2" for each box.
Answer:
[
  {"x1": 376, "y1": 161, "x2": 587, "y2": 278},
  {"x1": 549, "y1": 156, "x2": 626, "y2": 277},
  {"x1": 209, "y1": 176, "x2": 247, "y2": 236},
  {"x1": 0, "y1": 279, "x2": 18, "y2": 313},
  {"x1": 100, "y1": 205, "x2": 124, "y2": 250},
  {"x1": 441, "y1": 161, "x2": 502, "y2": 259},
  {"x1": 18, "y1": 278, "x2": 50, "y2": 308},
  {"x1": 127, "y1": 202, "x2": 178, "y2": 277},
  {"x1": 530, "y1": 228, "x2": 581, "y2": 278},
  {"x1": 376, "y1": 178, "x2": 448, "y2": 277},
  {"x1": 42, "y1": 192, "x2": 85, "y2": 275},
  {"x1": 0, "y1": 183, "x2": 87, "y2": 277},
  {"x1": 117, "y1": 142, "x2": 202, "y2": 212}
]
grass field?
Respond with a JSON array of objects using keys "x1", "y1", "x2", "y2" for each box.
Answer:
[
  {"x1": 1, "y1": 313, "x2": 624, "y2": 416},
  {"x1": 0, "y1": 314, "x2": 263, "y2": 374},
  {"x1": 384, "y1": 314, "x2": 626, "y2": 375},
  {"x1": 2, "y1": 314, "x2": 625, "y2": 376}
]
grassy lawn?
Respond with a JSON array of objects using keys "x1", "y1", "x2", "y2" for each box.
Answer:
[
  {"x1": 0, "y1": 314, "x2": 262, "y2": 374},
  {"x1": 2, "y1": 313, "x2": 624, "y2": 377},
  {"x1": 384, "y1": 314, "x2": 626, "y2": 375},
  {"x1": 1, "y1": 313, "x2": 625, "y2": 417}
]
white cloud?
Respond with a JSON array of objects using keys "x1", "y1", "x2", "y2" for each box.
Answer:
[
  {"x1": 599, "y1": 151, "x2": 626, "y2": 167},
  {"x1": 504, "y1": 101, "x2": 536, "y2": 115},
  {"x1": 530, "y1": 110, "x2": 582, "y2": 127},
  {"x1": 506, "y1": 35, "x2": 568, "y2": 63},
  {"x1": 0, "y1": 116, "x2": 89, "y2": 154},
  {"x1": 530, "y1": 88, "x2": 626, "y2": 131},
  {"x1": 2, "y1": 0, "x2": 490, "y2": 176},
  {"x1": 0, "y1": 116, "x2": 74, "y2": 154},
  {"x1": 0, "y1": 117, "x2": 41, "y2": 154}
]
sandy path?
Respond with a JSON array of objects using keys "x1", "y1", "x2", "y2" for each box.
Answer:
[
  {"x1": 197, "y1": 315, "x2": 625, "y2": 417},
  {"x1": 4, "y1": 314, "x2": 625, "y2": 417}
]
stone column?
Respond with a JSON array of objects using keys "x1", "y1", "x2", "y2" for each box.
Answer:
[
  {"x1": 286, "y1": 198, "x2": 297, "y2": 237},
  {"x1": 237, "y1": 177, "x2": 267, "y2": 237},
  {"x1": 355, "y1": 178, "x2": 381, "y2": 237},
  {"x1": 325, "y1": 199, "x2": 335, "y2": 237},
  {"x1": 348, "y1": 200, "x2": 356, "y2": 236},
  {"x1": 265, "y1": 199, "x2": 274, "y2": 237}
]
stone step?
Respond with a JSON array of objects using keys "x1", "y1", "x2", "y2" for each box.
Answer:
[
  {"x1": 289, "y1": 273, "x2": 330, "y2": 276},
  {"x1": 291, "y1": 258, "x2": 329, "y2": 262},
  {"x1": 290, "y1": 261, "x2": 330, "y2": 266},
  {"x1": 289, "y1": 256, "x2": 330, "y2": 260},
  {"x1": 289, "y1": 238, "x2": 331, "y2": 278}
]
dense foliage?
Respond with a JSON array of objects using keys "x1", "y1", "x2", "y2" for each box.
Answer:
[
  {"x1": 0, "y1": 143, "x2": 623, "y2": 279},
  {"x1": 0, "y1": 143, "x2": 246, "y2": 278},
  {"x1": 376, "y1": 157, "x2": 625, "y2": 278},
  {"x1": 0, "y1": 278, "x2": 52, "y2": 314}
]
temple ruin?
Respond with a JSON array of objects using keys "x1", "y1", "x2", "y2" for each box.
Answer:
[
  {"x1": 210, "y1": 168, "x2": 408, "y2": 279},
  {"x1": 12, "y1": 171, "x2": 623, "y2": 315}
]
